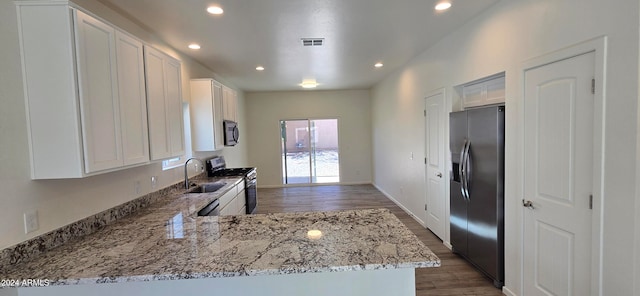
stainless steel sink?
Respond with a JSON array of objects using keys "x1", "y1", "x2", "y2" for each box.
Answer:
[{"x1": 188, "y1": 182, "x2": 226, "y2": 194}]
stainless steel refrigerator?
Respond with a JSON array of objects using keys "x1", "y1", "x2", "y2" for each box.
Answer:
[{"x1": 449, "y1": 105, "x2": 505, "y2": 288}]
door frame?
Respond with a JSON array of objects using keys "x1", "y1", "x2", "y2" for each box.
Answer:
[
  {"x1": 518, "y1": 36, "x2": 606, "y2": 295},
  {"x1": 424, "y1": 88, "x2": 448, "y2": 242}
]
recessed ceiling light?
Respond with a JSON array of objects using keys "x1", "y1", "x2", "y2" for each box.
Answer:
[
  {"x1": 207, "y1": 6, "x2": 224, "y2": 15},
  {"x1": 256, "y1": 66, "x2": 265, "y2": 71},
  {"x1": 374, "y1": 62, "x2": 384, "y2": 68},
  {"x1": 299, "y1": 80, "x2": 319, "y2": 89},
  {"x1": 435, "y1": 2, "x2": 452, "y2": 11},
  {"x1": 188, "y1": 43, "x2": 201, "y2": 50}
]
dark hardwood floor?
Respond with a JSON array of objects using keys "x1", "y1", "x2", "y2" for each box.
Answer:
[{"x1": 255, "y1": 184, "x2": 504, "y2": 296}]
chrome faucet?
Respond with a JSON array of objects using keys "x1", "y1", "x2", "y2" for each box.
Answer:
[{"x1": 184, "y1": 158, "x2": 204, "y2": 189}]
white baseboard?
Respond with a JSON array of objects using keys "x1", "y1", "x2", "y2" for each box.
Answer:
[
  {"x1": 502, "y1": 286, "x2": 517, "y2": 296},
  {"x1": 443, "y1": 241, "x2": 453, "y2": 250},
  {"x1": 372, "y1": 183, "x2": 427, "y2": 228}
]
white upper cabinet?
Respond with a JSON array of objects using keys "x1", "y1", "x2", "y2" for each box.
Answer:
[
  {"x1": 462, "y1": 75, "x2": 505, "y2": 109},
  {"x1": 16, "y1": 2, "x2": 151, "y2": 179},
  {"x1": 74, "y1": 10, "x2": 122, "y2": 173},
  {"x1": 116, "y1": 31, "x2": 150, "y2": 166},
  {"x1": 144, "y1": 45, "x2": 185, "y2": 160},
  {"x1": 222, "y1": 85, "x2": 238, "y2": 122},
  {"x1": 190, "y1": 79, "x2": 224, "y2": 151},
  {"x1": 165, "y1": 57, "x2": 185, "y2": 157}
]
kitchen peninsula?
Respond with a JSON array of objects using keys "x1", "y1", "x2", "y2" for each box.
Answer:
[{"x1": 0, "y1": 178, "x2": 440, "y2": 296}]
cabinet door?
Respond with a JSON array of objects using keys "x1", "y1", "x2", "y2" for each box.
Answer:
[
  {"x1": 462, "y1": 76, "x2": 505, "y2": 108},
  {"x1": 74, "y1": 10, "x2": 123, "y2": 173},
  {"x1": 236, "y1": 189, "x2": 246, "y2": 214},
  {"x1": 164, "y1": 56, "x2": 185, "y2": 157},
  {"x1": 144, "y1": 46, "x2": 171, "y2": 160},
  {"x1": 116, "y1": 31, "x2": 149, "y2": 166},
  {"x1": 222, "y1": 86, "x2": 237, "y2": 121},
  {"x1": 220, "y1": 202, "x2": 235, "y2": 216},
  {"x1": 212, "y1": 82, "x2": 225, "y2": 149},
  {"x1": 190, "y1": 79, "x2": 224, "y2": 151},
  {"x1": 190, "y1": 80, "x2": 215, "y2": 151},
  {"x1": 461, "y1": 82, "x2": 485, "y2": 109},
  {"x1": 484, "y1": 76, "x2": 506, "y2": 105}
]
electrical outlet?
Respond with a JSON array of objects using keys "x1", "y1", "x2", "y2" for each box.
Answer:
[
  {"x1": 135, "y1": 180, "x2": 141, "y2": 195},
  {"x1": 151, "y1": 176, "x2": 157, "y2": 189},
  {"x1": 24, "y1": 210, "x2": 39, "y2": 234}
]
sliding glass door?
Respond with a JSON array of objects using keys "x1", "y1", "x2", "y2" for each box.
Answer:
[{"x1": 281, "y1": 119, "x2": 339, "y2": 184}]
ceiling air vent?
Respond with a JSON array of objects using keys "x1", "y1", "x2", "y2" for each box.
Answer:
[{"x1": 301, "y1": 38, "x2": 324, "y2": 46}]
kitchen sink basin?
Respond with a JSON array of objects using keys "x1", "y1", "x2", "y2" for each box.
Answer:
[{"x1": 188, "y1": 182, "x2": 226, "y2": 194}]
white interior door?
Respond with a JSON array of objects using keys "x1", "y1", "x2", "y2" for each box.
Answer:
[
  {"x1": 523, "y1": 51, "x2": 595, "y2": 295},
  {"x1": 424, "y1": 91, "x2": 446, "y2": 240}
]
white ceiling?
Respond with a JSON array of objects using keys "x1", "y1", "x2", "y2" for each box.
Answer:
[{"x1": 98, "y1": 0, "x2": 499, "y2": 91}]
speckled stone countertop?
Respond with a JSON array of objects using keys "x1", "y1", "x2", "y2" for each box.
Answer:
[{"x1": 0, "y1": 177, "x2": 440, "y2": 286}]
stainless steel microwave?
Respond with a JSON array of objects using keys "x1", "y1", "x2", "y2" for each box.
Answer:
[{"x1": 223, "y1": 120, "x2": 239, "y2": 146}]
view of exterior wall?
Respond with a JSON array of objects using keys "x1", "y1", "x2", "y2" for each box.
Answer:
[{"x1": 283, "y1": 119, "x2": 339, "y2": 152}]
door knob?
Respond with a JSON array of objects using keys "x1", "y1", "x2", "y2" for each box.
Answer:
[
  {"x1": 436, "y1": 172, "x2": 443, "y2": 178},
  {"x1": 522, "y1": 199, "x2": 535, "y2": 209}
]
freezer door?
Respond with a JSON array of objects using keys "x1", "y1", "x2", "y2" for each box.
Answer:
[
  {"x1": 449, "y1": 111, "x2": 468, "y2": 175},
  {"x1": 449, "y1": 111, "x2": 468, "y2": 255},
  {"x1": 465, "y1": 106, "x2": 505, "y2": 283}
]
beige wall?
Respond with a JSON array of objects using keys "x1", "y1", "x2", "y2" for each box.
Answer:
[
  {"x1": 0, "y1": 0, "x2": 247, "y2": 249},
  {"x1": 283, "y1": 119, "x2": 339, "y2": 152},
  {"x1": 371, "y1": 0, "x2": 638, "y2": 295},
  {"x1": 245, "y1": 90, "x2": 372, "y2": 187}
]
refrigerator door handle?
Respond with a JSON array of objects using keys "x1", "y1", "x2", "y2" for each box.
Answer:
[
  {"x1": 464, "y1": 140, "x2": 472, "y2": 199},
  {"x1": 459, "y1": 139, "x2": 468, "y2": 200}
]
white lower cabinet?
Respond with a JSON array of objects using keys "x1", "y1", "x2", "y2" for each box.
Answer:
[
  {"x1": 235, "y1": 189, "x2": 246, "y2": 215},
  {"x1": 16, "y1": 3, "x2": 150, "y2": 179},
  {"x1": 219, "y1": 181, "x2": 246, "y2": 216}
]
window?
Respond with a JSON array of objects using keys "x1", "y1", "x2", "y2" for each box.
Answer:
[{"x1": 280, "y1": 119, "x2": 340, "y2": 184}]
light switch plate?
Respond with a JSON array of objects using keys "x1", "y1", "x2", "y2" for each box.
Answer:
[{"x1": 24, "y1": 210, "x2": 39, "y2": 234}]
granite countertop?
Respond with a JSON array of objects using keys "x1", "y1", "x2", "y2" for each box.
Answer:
[{"x1": 0, "y1": 177, "x2": 440, "y2": 286}]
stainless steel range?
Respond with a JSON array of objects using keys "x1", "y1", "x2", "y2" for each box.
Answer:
[{"x1": 206, "y1": 156, "x2": 257, "y2": 214}]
